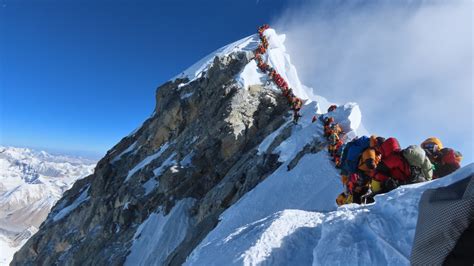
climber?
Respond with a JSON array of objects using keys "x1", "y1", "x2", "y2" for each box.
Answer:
[
  {"x1": 291, "y1": 97, "x2": 303, "y2": 124},
  {"x1": 328, "y1": 131, "x2": 340, "y2": 156},
  {"x1": 371, "y1": 137, "x2": 411, "y2": 194},
  {"x1": 328, "y1": 105, "x2": 338, "y2": 112},
  {"x1": 421, "y1": 137, "x2": 443, "y2": 162},
  {"x1": 420, "y1": 137, "x2": 461, "y2": 178},
  {"x1": 261, "y1": 36, "x2": 269, "y2": 49},
  {"x1": 358, "y1": 141, "x2": 382, "y2": 177},
  {"x1": 257, "y1": 60, "x2": 269, "y2": 72},
  {"x1": 323, "y1": 117, "x2": 335, "y2": 137},
  {"x1": 273, "y1": 73, "x2": 287, "y2": 89},
  {"x1": 256, "y1": 44, "x2": 266, "y2": 55},
  {"x1": 402, "y1": 145, "x2": 434, "y2": 182},
  {"x1": 342, "y1": 136, "x2": 384, "y2": 204},
  {"x1": 339, "y1": 136, "x2": 371, "y2": 175},
  {"x1": 333, "y1": 143, "x2": 345, "y2": 168},
  {"x1": 258, "y1": 24, "x2": 270, "y2": 35},
  {"x1": 269, "y1": 69, "x2": 277, "y2": 79},
  {"x1": 433, "y1": 148, "x2": 462, "y2": 179},
  {"x1": 336, "y1": 192, "x2": 352, "y2": 206},
  {"x1": 346, "y1": 172, "x2": 373, "y2": 204},
  {"x1": 327, "y1": 124, "x2": 343, "y2": 156},
  {"x1": 287, "y1": 89, "x2": 295, "y2": 101},
  {"x1": 279, "y1": 79, "x2": 288, "y2": 90}
]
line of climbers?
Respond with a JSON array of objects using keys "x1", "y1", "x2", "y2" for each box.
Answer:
[
  {"x1": 254, "y1": 24, "x2": 303, "y2": 124},
  {"x1": 254, "y1": 25, "x2": 463, "y2": 205},
  {"x1": 317, "y1": 105, "x2": 463, "y2": 206}
]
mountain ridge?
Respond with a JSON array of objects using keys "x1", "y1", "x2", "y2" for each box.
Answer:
[
  {"x1": 0, "y1": 146, "x2": 95, "y2": 265},
  {"x1": 11, "y1": 27, "x2": 472, "y2": 266}
]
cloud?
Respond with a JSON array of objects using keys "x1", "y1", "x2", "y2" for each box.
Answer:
[{"x1": 273, "y1": 0, "x2": 473, "y2": 163}]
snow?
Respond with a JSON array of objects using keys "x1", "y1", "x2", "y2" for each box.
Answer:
[
  {"x1": 123, "y1": 201, "x2": 130, "y2": 210},
  {"x1": 323, "y1": 103, "x2": 361, "y2": 135},
  {"x1": 52, "y1": 185, "x2": 90, "y2": 222},
  {"x1": 152, "y1": 153, "x2": 177, "y2": 176},
  {"x1": 236, "y1": 60, "x2": 268, "y2": 90},
  {"x1": 112, "y1": 141, "x2": 138, "y2": 163},
  {"x1": 260, "y1": 101, "x2": 361, "y2": 163},
  {"x1": 234, "y1": 28, "x2": 311, "y2": 101},
  {"x1": 5, "y1": 26, "x2": 465, "y2": 266},
  {"x1": 185, "y1": 150, "x2": 341, "y2": 266},
  {"x1": 142, "y1": 178, "x2": 159, "y2": 196},
  {"x1": 180, "y1": 34, "x2": 470, "y2": 264},
  {"x1": 181, "y1": 92, "x2": 194, "y2": 100},
  {"x1": 257, "y1": 124, "x2": 287, "y2": 155},
  {"x1": 173, "y1": 35, "x2": 258, "y2": 83},
  {"x1": 0, "y1": 232, "x2": 32, "y2": 266},
  {"x1": 125, "y1": 198, "x2": 196, "y2": 266},
  {"x1": 125, "y1": 142, "x2": 170, "y2": 182},
  {"x1": 0, "y1": 146, "x2": 95, "y2": 265},
  {"x1": 263, "y1": 29, "x2": 309, "y2": 100},
  {"x1": 187, "y1": 160, "x2": 472, "y2": 266},
  {"x1": 180, "y1": 152, "x2": 194, "y2": 168}
]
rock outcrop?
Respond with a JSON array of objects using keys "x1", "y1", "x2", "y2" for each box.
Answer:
[{"x1": 12, "y1": 47, "x2": 297, "y2": 265}]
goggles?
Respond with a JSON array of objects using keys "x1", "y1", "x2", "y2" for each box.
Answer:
[{"x1": 423, "y1": 143, "x2": 438, "y2": 153}]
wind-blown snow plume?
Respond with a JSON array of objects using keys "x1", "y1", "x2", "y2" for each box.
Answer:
[{"x1": 273, "y1": 0, "x2": 473, "y2": 163}]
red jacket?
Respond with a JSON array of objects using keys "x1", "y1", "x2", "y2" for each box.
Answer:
[
  {"x1": 433, "y1": 148, "x2": 461, "y2": 178},
  {"x1": 374, "y1": 138, "x2": 411, "y2": 182}
]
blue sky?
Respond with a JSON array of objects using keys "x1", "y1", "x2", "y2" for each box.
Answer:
[
  {"x1": 0, "y1": 0, "x2": 297, "y2": 158},
  {"x1": 1, "y1": 0, "x2": 472, "y2": 163}
]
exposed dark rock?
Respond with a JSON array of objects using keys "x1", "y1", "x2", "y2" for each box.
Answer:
[{"x1": 12, "y1": 51, "x2": 296, "y2": 266}]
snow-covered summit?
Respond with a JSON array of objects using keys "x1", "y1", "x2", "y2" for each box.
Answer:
[
  {"x1": 172, "y1": 35, "x2": 258, "y2": 82},
  {"x1": 12, "y1": 27, "x2": 471, "y2": 266},
  {"x1": 174, "y1": 28, "x2": 311, "y2": 101}
]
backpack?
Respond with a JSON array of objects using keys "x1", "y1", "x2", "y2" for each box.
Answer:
[
  {"x1": 403, "y1": 145, "x2": 433, "y2": 182},
  {"x1": 341, "y1": 136, "x2": 370, "y2": 174}
]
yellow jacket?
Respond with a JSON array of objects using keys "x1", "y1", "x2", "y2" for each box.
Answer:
[{"x1": 358, "y1": 148, "x2": 380, "y2": 176}]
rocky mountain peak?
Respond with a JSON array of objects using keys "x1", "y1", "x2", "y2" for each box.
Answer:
[{"x1": 12, "y1": 30, "x2": 301, "y2": 265}]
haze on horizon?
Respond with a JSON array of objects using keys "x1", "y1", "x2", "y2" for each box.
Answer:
[{"x1": 1, "y1": 0, "x2": 472, "y2": 163}]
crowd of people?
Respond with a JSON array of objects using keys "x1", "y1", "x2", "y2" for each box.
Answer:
[
  {"x1": 318, "y1": 106, "x2": 463, "y2": 205},
  {"x1": 253, "y1": 25, "x2": 463, "y2": 206},
  {"x1": 254, "y1": 24, "x2": 303, "y2": 123}
]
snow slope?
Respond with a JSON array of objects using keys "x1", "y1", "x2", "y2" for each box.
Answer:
[
  {"x1": 123, "y1": 27, "x2": 469, "y2": 265},
  {"x1": 175, "y1": 28, "x2": 471, "y2": 265},
  {"x1": 125, "y1": 198, "x2": 196, "y2": 266},
  {"x1": 185, "y1": 100, "x2": 367, "y2": 265},
  {"x1": 0, "y1": 146, "x2": 95, "y2": 265},
  {"x1": 187, "y1": 164, "x2": 472, "y2": 266}
]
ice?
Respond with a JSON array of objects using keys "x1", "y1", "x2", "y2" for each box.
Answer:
[
  {"x1": 172, "y1": 35, "x2": 258, "y2": 82},
  {"x1": 112, "y1": 141, "x2": 138, "y2": 163},
  {"x1": 125, "y1": 142, "x2": 170, "y2": 182},
  {"x1": 187, "y1": 161, "x2": 472, "y2": 265},
  {"x1": 52, "y1": 185, "x2": 90, "y2": 222},
  {"x1": 257, "y1": 122, "x2": 288, "y2": 155},
  {"x1": 180, "y1": 152, "x2": 194, "y2": 168},
  {"x1": 263, "y1": 29, "x2": 309, "y2": 100},
  {"x1": 142, "y1": 178, "x2": 159, "y2": 196},
  {"x1": 181, "y1": 92, "x2": 194, "y2": 100},
  {"x1": 152, "y1": 153, "x2": 177, "y2": 176},
  {"x1": 236, "y1": 60, "x2": 268, "y2": 90},
  {"x1": 125, "y1": 198, "x2": 196, "y2": 266},
  {"x1": 0, "y1": 146, "x2": 95, "y2": 265}
]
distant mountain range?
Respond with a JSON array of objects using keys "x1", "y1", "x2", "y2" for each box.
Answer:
[{"x1": 0, "y1": 146, "x2": 96, "y2": 265}]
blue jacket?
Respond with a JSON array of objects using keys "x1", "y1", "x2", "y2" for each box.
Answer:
[{"x1": 341, "y1": 136, "x2": 370, "y2": 174}]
